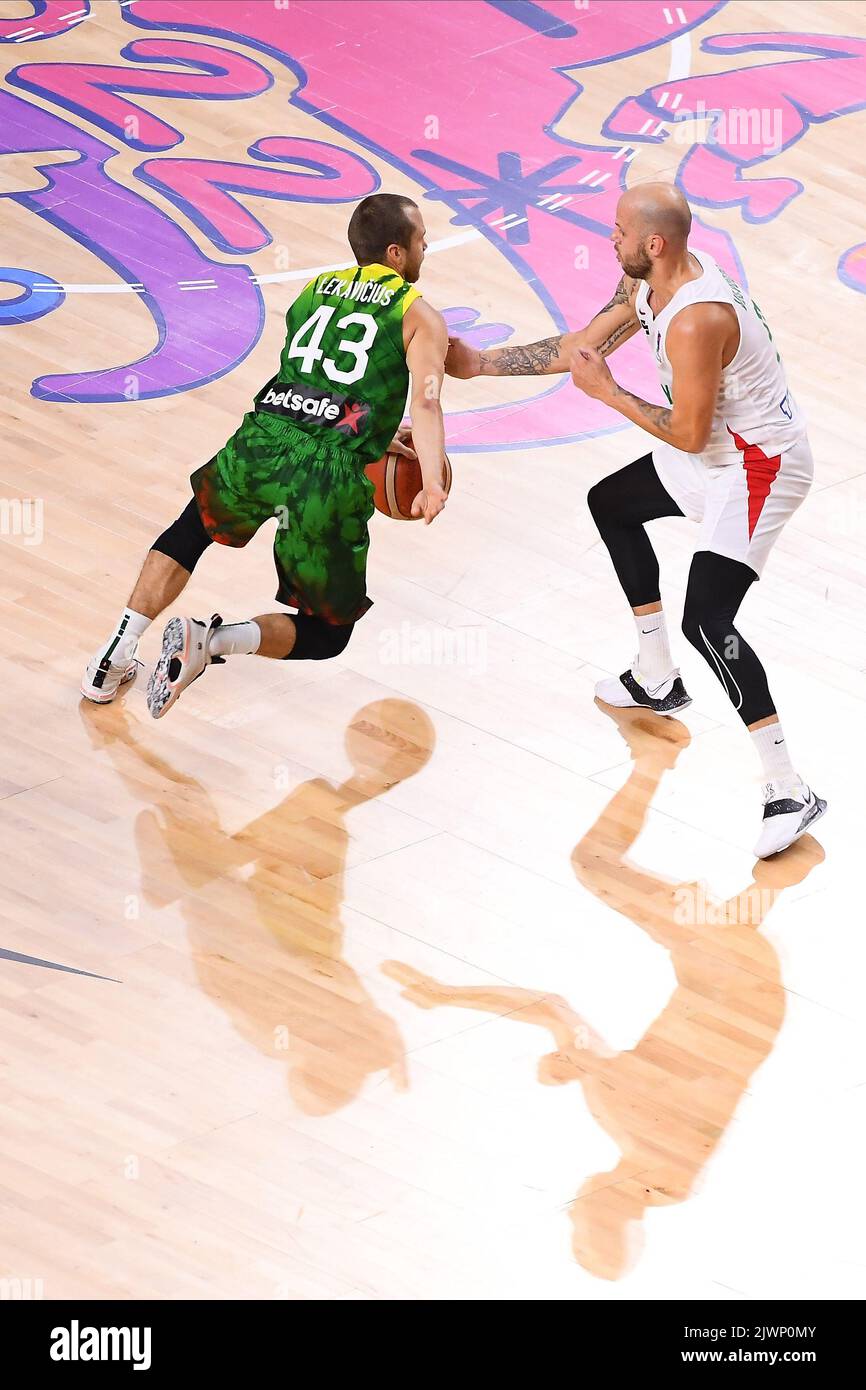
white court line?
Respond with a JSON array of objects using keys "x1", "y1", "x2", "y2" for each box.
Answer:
[
  {"x1": 32, "y1": 282, "x2": 145, "y2": 293},
  {"x1": 668, "y1": 31, "x2": 692, "y2": 81},
  {"x1": 8, "y1": 26, "x2": 36, "y2": 37},
  {"x1": 25, "y1": 229, "x2": 484, "y2": 295},
  {"x1": 620, "y1": 32, "x2": 690, "y2": 168}
]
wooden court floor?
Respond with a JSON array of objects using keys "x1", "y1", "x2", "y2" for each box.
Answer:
[{"x1": 1, "y1": 0, "x2": 865, "y2": 1299}]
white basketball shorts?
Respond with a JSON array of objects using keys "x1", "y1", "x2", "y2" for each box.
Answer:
[{"x1": 651, "y1": 435, "x2": 814, "y2": 576}]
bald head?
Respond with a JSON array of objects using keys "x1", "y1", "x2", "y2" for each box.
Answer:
[{"x1": 612, "y1": 183, "x2": 692, "y2": 279}]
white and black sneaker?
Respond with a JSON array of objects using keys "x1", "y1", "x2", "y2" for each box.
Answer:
[
  {"x1": 81, "y1": 646, "x2": 141, "y2": 704},
  {"x1": 754, "y1": 776, "x2": 827, "y2": 859},
  {"x1": 595, "y1": 661, "x2": 692, "y2": 717},
  {"x1": 146, "y1": 614, "x2": 224, "y2": 720}
]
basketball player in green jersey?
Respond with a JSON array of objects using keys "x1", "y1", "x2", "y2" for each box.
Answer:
[{"x1": 80, "y1": 194, "x2": 449, "y2": 717}]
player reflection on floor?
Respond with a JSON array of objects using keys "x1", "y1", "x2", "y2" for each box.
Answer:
[
  {"x1": 81, "y1": 697, "x2": 434, "y2": 1114},
  {"x1": 384, "y1": 706, "x2": 824, "y2": 1280}
]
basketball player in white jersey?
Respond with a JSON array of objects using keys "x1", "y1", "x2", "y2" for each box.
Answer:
[{"x1": 445, "y1": 184, "x2": 825, "y2": 858}]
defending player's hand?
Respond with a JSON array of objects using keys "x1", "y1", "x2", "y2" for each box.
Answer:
[
  {"x1": 570, "y1": 345, "x2": 615, "y2": 400},
  {"x1": 411, "y1": 480, "x2": 448, "y2": 525},
  {"x1": 445, "y1": 336, "x2": 481, "y2": 379},
  {"x1": 388, "y1": 426, "x2": 418, "y2": 460}
]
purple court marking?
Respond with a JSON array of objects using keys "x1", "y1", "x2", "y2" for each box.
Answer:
[
  {"x1": 838, "y1": 243, "x2": 866, "y2": 295},
  {"x1": 0, "y1": 90, "x2": 264, "y2": 401}
]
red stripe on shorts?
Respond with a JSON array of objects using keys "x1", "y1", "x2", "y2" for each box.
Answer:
[{"x1": 727, "y1": 428, "x2": 782, "y2": 539}]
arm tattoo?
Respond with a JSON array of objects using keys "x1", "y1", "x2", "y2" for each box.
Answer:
[
  {"x1": 479, "y1": 336, "x2": 563, "y2": 376},
  {"x1": 598, "y1": 275, "x2": 629, "y2": 315},
  {"x1": 611, "y1": 385, "x2": 673, "y2": 435},
  {"x1": 479, "y1": 277, "x2": 633, "y2": 374},
  {"x1": 598, "y1": 320, "x2": 635, "y2": 357}
]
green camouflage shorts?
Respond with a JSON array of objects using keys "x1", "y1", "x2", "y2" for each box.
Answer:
[{"x1": 191, "y1": 412, "x2": 375, "y2": 625}]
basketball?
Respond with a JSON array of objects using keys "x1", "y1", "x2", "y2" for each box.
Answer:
[{"x1": 365, "y1": 434, "x2": 453, "y2": 520}]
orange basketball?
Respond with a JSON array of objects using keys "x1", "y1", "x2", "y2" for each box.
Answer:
[{"x1": 365, "y1": 433, "x2": 452, "y2": 520}]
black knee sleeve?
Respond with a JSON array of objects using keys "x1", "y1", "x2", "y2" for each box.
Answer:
[
  {"x1": 284, "y1": 614, "x2": 355, "y2": 661},
  {"x1": 682, "y1": 551, "x2": 775, "y2": 725},
  {"x1": 586, "y1": 476, "x2": 611, "y2": 529},
  {"x1": 151, "y1": 497, "x2": 213, "y2": 572},
  {"x1": 587, "y1": 455, "x2": 685, "y2": 609}
]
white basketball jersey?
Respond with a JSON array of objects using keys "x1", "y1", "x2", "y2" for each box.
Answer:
[{"x1": 634, "y1": 251, "x2": 806, "y2": 472}]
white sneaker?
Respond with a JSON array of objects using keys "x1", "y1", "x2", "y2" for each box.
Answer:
[
  {"x1": 753, "y1": 776, "x2": 827, "y2": 858},
  {"x1": 595, "y1": 660, "x2": 692, "y2": 716},
  {"x1": 80, "y1": 644, "x2": 141, "y2": 703},
  {"x1": 146, "y1": 614, "x2": 223, "y2": 720}
]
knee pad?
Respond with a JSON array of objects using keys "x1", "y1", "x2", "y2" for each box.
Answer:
[
  {"x1": 151, "y1": 498, "x2": 213, "y2": 572},
  {"x1": 285, "y1": 614, "x2": 354, "y2": 661}
]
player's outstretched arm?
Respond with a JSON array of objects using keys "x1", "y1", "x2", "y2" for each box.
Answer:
[
  {"x1": 405, "y1": 299, "x2": 449, "y2": 525},
  {"x1": 445, "y1": 275, "x2": 641, "y2": 379},
  {"x1": 569, "y1": 302, "x2": 728, "y2": 453}
]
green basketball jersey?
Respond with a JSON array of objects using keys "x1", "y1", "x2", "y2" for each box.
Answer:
[{"x1": 253, "y1": 262, "x2": 421, "y2": 463}]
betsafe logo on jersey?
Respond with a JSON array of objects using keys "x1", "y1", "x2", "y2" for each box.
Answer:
[{"x1": 256, "y1": 380, "x2": 371, "y2": 434}]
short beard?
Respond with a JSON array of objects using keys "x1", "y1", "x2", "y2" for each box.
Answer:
[{"x1": 620, "y1": 247, "x2": 652, "y2": 279}]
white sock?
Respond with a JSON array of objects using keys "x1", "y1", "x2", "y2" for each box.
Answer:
[
  {"x1": 751, "y1": 721, "x2": 796, "y2": 785},
  {"x1": 634, "y1": 607, "x2": 675, "y2": 684},
  {"x1": 210, "y1": 620, "x2": 261, "y2": 657},
  {"x1": 104, "y1": 608, "x2": 150, "y2": 664}
]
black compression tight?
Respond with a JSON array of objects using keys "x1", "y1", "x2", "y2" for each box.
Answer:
[
  {"x1": 587, "y1": 453, "x2": 685, "y2": 607},
  {"x1": 588, "y1": 454, "x2": 777, "y2": 726},
  {"x1": 681, "y1": 551, "x2": 775, "y2": 725}
]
